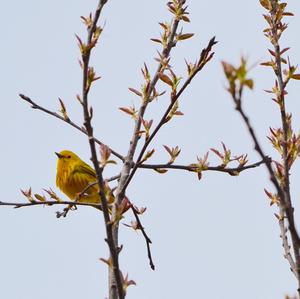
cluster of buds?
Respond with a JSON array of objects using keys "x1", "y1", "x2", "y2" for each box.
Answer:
[
  {"x1": 123, "y1": 205, "x2": 147, "y2": 230},
  {"x1": 140, "y1": 149, "x2": 155, "y2": 164},
  {"x1": 260, "y1": 0, "x2": 300, "y2": 181},
  {"x1": 165, "y1": 99, "x2": 184, "y2": 122},
  {"x1": 100, "y1": 255, "x2": 136, "y2": 296},
  {"x1": 222, "y1": 57, "x2": 254, "y2": 101},
  {"x1": 20, "y1": 187, "x2": 62, "y2": 204},
  {"x1": 119, "y1": 105, "x2": 138, "y2": 120},
  {"x1": 189, "y1": 143, "x2": 250, "y2": 180},
  {"x1": 120, "y1": 64, "x2": 166, "y2": 121},
  {"x1": 77, "y1": 13, "x2": 103, "y2": 56},
  {"x1": 151, "y1": 21, "x2": 193, "y2": 49},
  {"x1": 159, "y1": 69, "x2": 182, "y2": 98},
  {"x1": 20, "y1": 187, "x2": 37, "y2": 203},
  {"x1": 210, "y1": 142, "x2": 248, "y2": 169},
  {"x1": 74, "y1": 13, "x2": 103, "y2": 97},
  {"x1": 153, "y1": 145, "x2": 181, "y2": 174},
  {"x1": 85, "y1": 66, "x2": 101, "y2": 93},
  {"x1": 190, "y1": 152, "x2": 209, "y2": 180},
  {"x1": 262, "y1": 58, "x2": 300, "y2": 109},
  {"x1": 151, "y1": 22, "x2": 173, "y2": 49},
  {"x1": 120, "y1": 272, "x2": 136, "y2": 295},
  {"x1": 99, "y1": 144, "x2": 116, "y2": 168},
  {"x1": 268, "y1": 121, "x2": 300, "y2": 169},
  {"x1": 163, "y1": 145, "x2": 181, "y2": 164},
  {"x1": 264, "y1": 188, "x2": 280, "y2": 206},
  {"x1": 260, "y1": 1, "x2": 292, "y2": 43},
  {"x1": 152, "y1": 0, "x2": 191, "y2": 51},
  {"x1": 260, "y1": 0, "x2": 300, "y2": 106},
  {"x1": 167, "y1": 0, "x2": 190, "y2": 22},
  {"x1": 58, "y1": 98, "x2": 70, "y2": 121},
  {"x1": 140, "y1": 119, "x2": 153, "y2": 140},
  {"x1": 112, "y1": 196, "x2": 133, "y2": 224}
]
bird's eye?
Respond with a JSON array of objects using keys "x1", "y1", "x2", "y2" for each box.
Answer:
[{"x1": 67, "y1": 155, "x2": 71, "y2": 158}]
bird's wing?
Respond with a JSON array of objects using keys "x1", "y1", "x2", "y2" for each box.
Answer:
[{"x1": 73, "y1": 162, "x2": 96, "y2": 179}]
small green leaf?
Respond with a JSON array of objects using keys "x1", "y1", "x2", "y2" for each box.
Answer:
[
  {"x1": 150, "y1": 38, "x2": 162, "y2": 44},
  {"x1": 244, "y1": 79, "x2": 254, "y2": 90},
  {"x1": 177, "y1": 33, "x2": 194, "y2": 41},
  {"x1": 34, "y1": 194, "x2": 46, "y2": 202},
  {"x1": 154, "y1": 168, "x2": 168, "y2": 174}
]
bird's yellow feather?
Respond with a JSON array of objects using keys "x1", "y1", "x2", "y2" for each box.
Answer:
[{"x1": 55, "y1": 150, "x2": 109, "y2": 204}]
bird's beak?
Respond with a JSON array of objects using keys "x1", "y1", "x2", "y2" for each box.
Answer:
[{"x1": 55, "y1": 152, "x2": 63, "y2": 159}]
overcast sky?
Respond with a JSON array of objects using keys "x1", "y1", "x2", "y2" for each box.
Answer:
[{"x1": 1, "y1": 1, "x2": 300, "y2": 298}]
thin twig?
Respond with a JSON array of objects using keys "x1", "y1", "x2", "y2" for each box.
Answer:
[
  {"x1": 139, "y1": 157, "x2": 268, "y2": 174},
  {"x1": 107, "y1": 174, "x2": 121, "y2": 182},
  {"x1": 0, "y1": 200, "x2": 102, "y2": 209},
  {"x1": 77, "y1": 174, "x2": 120, "y2": 200},
  {"x1": 113, "y1": 7, "x2": 217, "y2": 274},
  {"x1": 121, "y1": 36, "x2": 217, "y2": 193},
  {"x1": 18, "y1": 94, "x2": 124, "y2": 162},
  {"x1": 112, "y1": 8, "x2": 185, "y2": 274},
  {"x1": 116, "y1": 17, "x2": 181, "y2": 198},
  {"x1": 129, "y1": 204, "x2": 155, "y2": 270}
]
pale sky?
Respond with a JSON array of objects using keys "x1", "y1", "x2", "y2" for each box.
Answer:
[{"x1": 1, "y1": 1, "x2": 300, "y2": 298}]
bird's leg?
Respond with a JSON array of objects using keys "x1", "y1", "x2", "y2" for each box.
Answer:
[{"x1": 56, "y1": 203, "x2": 77, "y2": 218}]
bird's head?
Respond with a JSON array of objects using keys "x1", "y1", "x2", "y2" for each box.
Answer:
[{"x1": 55, "y1": 150, "x2": 81, "y2": 165}]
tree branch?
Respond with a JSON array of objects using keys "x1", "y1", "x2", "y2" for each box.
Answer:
[
  {"x1": 78, "y1": 1, "x2": 124, "y2": 298},
  {"x1": 139, "y1": 157, "x2": 267, "y2": 174},
  {"x1": 223, "y1": 52, "x2": 300, "y2": 292},
  {"x1": 18, "y1": 94, "x2": 124, "y2": 162},
  {"x1": 279, "y1": 207, "x2": 297, "y2": 277},
  {"x1": 121, "y1": 36, "x2": 217, "y2": 193},
  {"x1": 269, "y1": 0, "x2": 300, "y2": 285},
  {"x1": 115, "y1": 14, "x2": 182, "y2": 200},
  {"x1": 0, "y1": 200, "x2": 102, "y2": 209},
  {"x1": 233, "y1": 94, "x2": 300, "y2": 240},
  {"x1": 129, "y1": 205, "x2": 155, "y2": 270},
  {"x1": 112, "y1": 4, "x2": 186, "y2": 280}
]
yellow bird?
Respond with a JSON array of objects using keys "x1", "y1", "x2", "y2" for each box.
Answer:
[{"x1": 55, "y1": 150, "x2": 108, "y2": 204}]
